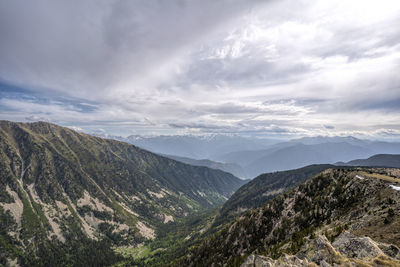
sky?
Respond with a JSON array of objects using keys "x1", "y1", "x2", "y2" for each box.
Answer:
[{"x1": 1, "y1": 0, "x2": 400, "y2": 140}]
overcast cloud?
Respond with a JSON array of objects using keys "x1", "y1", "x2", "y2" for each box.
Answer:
[{"x1": 0, "y1": 0, "x2": 400, "y2": 139}]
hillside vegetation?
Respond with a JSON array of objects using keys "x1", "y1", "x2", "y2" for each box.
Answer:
[
  {"x1": 180, "y1": 168, "x2": 400, "y2": 266},
  {"x1": 0, "y1": 121, "x2": 245, "y2": 266},
  {"x1": 217, "y1": 165, "x2": 335, "y2": 227}
]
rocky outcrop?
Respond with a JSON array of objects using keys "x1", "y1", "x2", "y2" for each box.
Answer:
[
  {"x1": 241, "y1": 232, "x2": 400, "y2": 267},
  {"x1": 332, "y1": 231, "x2": 384, "y2": 259},
  {"x1": 241, "y1": 254, "x2": 311, "y2": 267},
  {"x1": 378, "y1": 243, "x2": 400, "y2": 260},
  {"x1": 183, "y1": 168, "x2": 400, "y2": 266},
  {"x1": 297, "y1": 235, "x2": 342, "y2": 266}
]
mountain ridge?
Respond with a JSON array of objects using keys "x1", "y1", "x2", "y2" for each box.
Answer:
[
  {"x1": 180, "y1": 167, "x2": 400, "y2": 266},
  {"x1": 339, "y1": 154, "x2": 400, "y2": 168},
  {"x1": 161, "y1": 154, "x2": 248, "y2": 179},
  {"x1": 0, "y1": 120, "x2": 246, "y2": 266}
]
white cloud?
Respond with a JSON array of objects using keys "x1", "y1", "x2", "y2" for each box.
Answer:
[{"x1": 0, "y1": 0, "x2": 399, "y2": 139}]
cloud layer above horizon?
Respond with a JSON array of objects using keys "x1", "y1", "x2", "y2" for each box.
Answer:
[{"x1": 1, "y1": 0, "x2": 400, "y2": 139}]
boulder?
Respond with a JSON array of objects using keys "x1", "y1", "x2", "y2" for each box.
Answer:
[
  {"x1": 297, "y1": 235, "x2": 341, "y2": 265},
  {"x1": 332, "y1": 231, "x2": 384, "y2": 259},
  {"x1": 241, "y1": 254, "x2": 310, "y2": 267}
]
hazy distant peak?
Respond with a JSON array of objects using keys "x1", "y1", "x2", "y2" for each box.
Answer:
[{"x1": 291, "y1": 135, "x2": 365, "y2": 145}]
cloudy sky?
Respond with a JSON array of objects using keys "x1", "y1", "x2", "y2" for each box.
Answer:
[{"x1": 1, "y1": 0, "x2": 400, "y2": 139}]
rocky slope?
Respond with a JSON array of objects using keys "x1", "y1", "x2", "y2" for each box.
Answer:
[
  {"x1": 0, "y1": 120, "x2": 246, "y2": 266},
  {"x1": 242, "y1": 231, "x2": 400, "y2": 266},
  {"x1": 180, "y1": 168, "x2": 400, "y2": 266},
  {"x1": 217, "y1": 165, "x2": 334, "y2": 227}
]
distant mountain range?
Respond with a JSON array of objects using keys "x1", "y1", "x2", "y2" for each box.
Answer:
[
  {"x1": 338, "y1": 154, "x2": 400, "y2": 168},
  {"x1": 225, "y1": 142, "x2": 373, "y2": 177},
  {"x1": 161, "y1": 154, "x2": 248, "y2": 179},
  {"x1": 101, "y1": 133, "x2": 400, "y2": 178},
  {"x1": 98, "y1": 133, "x2": 278, "y2": 161},
  {"x1": 0, "y1": 121, "x2": 245, "y2": 266}
]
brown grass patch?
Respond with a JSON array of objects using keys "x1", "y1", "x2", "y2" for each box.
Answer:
[{"x1": 357, "y1": 171, "x2": 400, "y2": 183}]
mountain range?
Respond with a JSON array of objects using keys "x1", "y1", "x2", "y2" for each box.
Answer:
[
  {"x1": 1, "y1": 120, "x2": 400, "y2": 266},
  {"x1": 216, "y1": 138, "x2": 400, "y2": 177},
  {"x1": 112, "y1": 134, "x2": 400, "y2": 178},
  {"x1": 339, "y1": 154, "x2": 400, "y2": 168},
  {"x1": 0, "y1": 121, "x2": 245, "y2": 266},
  {"x1": 161, "y1": 154, "x2": 247, "y2": 179},
  {"x1": 110, "y1": 134, "x2": 277, "y2": 161}
]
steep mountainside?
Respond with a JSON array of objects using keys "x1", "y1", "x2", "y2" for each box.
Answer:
[
  {"x1": 0, "y1": 121, "x2": 245, "y2": 266},
  {"x1": 342, "y1": 154, "x2": 400, "y2": 168},
  {"x1": 180, "y1": 168, "x2": 400, "y2": 266},
  {"x1": 217, "y1": 165, "x2": 334, "y2": 226},
  {"x1": 162, "y1": 154, "x2": 248, "y2": 179}
]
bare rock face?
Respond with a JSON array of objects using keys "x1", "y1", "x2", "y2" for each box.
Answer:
[
  {"x1": 241, "y1": 254, "x2": 274, "y2": 267},
  {"x1": 240, "y1": 254, "x2": 310, "y2": 267},
  {"x1": 277, "y1": 254, "x2": 312, "y2": 267},
  {"x1": 332, "y1": 231, "x2": 384, "y2": 259},
  {"x1": 241, "y1": 232, "x2": 400, "y2": 267},
  {"x1": 297, "y1": 235, "x2": 342, "y2": 266},
  {"x1": 378, "y1": 243, "x2": 400, "y2": 260}
]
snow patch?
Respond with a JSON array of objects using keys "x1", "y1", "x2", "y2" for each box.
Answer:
[
  {"x1": 389, "y1": 185, "x2": 400, "y2": 191},
  {"x1": 356, "y1": 175, "x2": 366, "y2": 180}
]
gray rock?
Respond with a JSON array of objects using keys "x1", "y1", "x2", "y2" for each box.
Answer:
[
  {"x1": 297, "y1": 235, "x2": 340, "y2": 265},
  {"x1": 332, "y1": 231, "x2": 384, "y2": 259},
  {"x1": 240, "y1": 253, "x2": 309, "y2": 267},
  {"x1": 241, "y1": 254, "x2": 274, "y2": 267},
  {"x1": 378, "y1": 243, "x2": 400, "y2": 260}
]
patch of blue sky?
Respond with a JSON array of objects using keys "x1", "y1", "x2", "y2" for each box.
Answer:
[{"x1": 0, "y1": 81, "x2": 98, "y2": 113}]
